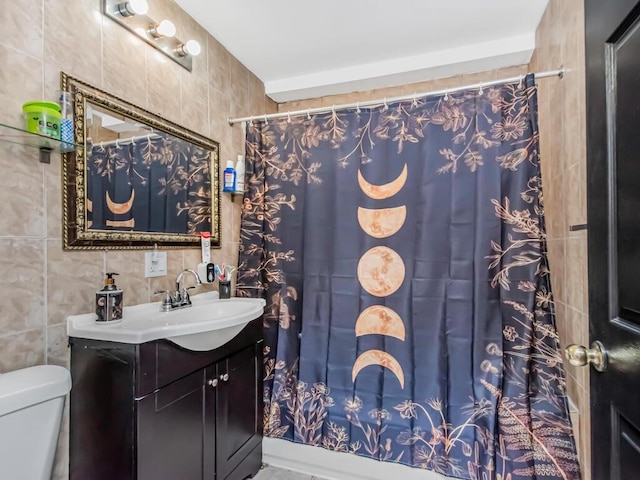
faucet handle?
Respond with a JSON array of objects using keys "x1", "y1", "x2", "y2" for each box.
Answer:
[
  {"x1": 153, "y1": 290, "x2": 173, "y2": 312},
  {"x1": 181, "y1": 286, "x2": 197, "y2": 306}
]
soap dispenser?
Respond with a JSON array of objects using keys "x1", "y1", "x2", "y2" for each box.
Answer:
[{"x1": 96, "y1": 272, "x2": 124, "y2": 323}]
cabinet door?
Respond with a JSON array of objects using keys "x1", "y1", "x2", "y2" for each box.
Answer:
[
  {"x1": 203, "y1": 365, "x2": 217, "y2": 480},
  {"x1": 215, "y1": 345, "x2": 262, "y2": 480},
  {"x1": 137, "y1": 369, "x2": 204, "y2": 480}
]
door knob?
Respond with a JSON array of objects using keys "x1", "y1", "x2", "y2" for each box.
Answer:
[
  {"x1": 564, "y1": 341, "x2": 608, "y2": 372},
  {"x1": 208, "y1": 378, "x2": 219, "y2": 388},
  {"x1": 220, "y1": 373, "x2": 230, "y2": 382}
]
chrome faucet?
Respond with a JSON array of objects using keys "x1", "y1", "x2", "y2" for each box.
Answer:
[{"x1": 155, "y1": 269, "x2": 202, "y2": 312}]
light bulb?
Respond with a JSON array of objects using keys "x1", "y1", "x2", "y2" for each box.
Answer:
[
  {"x1": 116, "y1": 0, "x2": 148, "y2": 16},
  {"x1": 183, "y1": 39, "x2": 201, "y2": 56},
  {"x1": 150, "y1": 19, "x2": 176, "y2": 38},
  {"x1": 127, "y1": 0, "x2": 148, "y2": 15}
]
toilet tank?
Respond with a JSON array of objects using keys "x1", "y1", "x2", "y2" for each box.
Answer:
[{"x1": 0, "y1": 365, "x2": 72, "y2": 480}]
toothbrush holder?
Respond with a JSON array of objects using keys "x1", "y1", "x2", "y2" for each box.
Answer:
[{"x1": 219, "y1": 280, "x2": 231, "y2": 299}]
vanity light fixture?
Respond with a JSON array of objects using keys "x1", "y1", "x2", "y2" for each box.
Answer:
[
  {"x1": 115, "y1": 0, "x2": 148, "y2": 17},
  {"x1": 149, "y1": 19, "x2": 176, "y2": 38},
  {"x1": 103, "y1": 0, "x2": 199, "y2": 71}
]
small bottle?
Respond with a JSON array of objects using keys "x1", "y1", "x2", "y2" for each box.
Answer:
[
  {"x1": 235, "y1": 155, "x2": 245, "y2": 192},
  {"x1": 223, "y1": 160, "x2": 236, "y2": 192},
  {"x1": 96, "y1": 272, "x2": 123, "y2": 323},
  {"x1": 58, "y1": 91, "x2": 74, "y2": 151}
]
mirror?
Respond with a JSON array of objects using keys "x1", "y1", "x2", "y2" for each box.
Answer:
[{"x1": 61, "y1": 73, "x2": 220, "y2": 250}]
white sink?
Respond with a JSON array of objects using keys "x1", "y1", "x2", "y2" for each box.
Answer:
[{"x1": 67, "y1": 292, "x2": 266, "y2": 351}]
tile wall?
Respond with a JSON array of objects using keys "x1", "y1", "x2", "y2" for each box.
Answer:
[
  {"x1": 529, "y1": 1, "x2": 590, "y2": 478},
  {"x1": 0, "y1": 0, "x2": 274, "y2": 477}
]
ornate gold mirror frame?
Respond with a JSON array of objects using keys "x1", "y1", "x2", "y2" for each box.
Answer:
[{"x1": 61, "y1": 72, "x2": 220, "y2": 250}]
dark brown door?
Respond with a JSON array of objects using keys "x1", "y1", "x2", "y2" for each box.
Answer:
[
  {"x1": 214, "y1": 345, "x2": 262, "y2": 480},
  {"x1": 137, "y1": 369, "x2": 205, "y2": 479},
  {"x1": 585, "y1": 1, "x2": 640, "y2": 478}
]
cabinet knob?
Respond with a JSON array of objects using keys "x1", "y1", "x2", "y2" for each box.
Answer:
[
  {"x1": 220, "y1": 373, "x2": 230, "y2": 382},
  {"x1": 208, "y1": 378, "x2": 219, "y2": 388}
]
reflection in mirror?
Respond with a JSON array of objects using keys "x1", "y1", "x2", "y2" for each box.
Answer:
[
  {"x1": 86, "y1": 104, "x2": 211, "y2": 234},
  {"x1": 61, "y1": 73, "x2": 220, "y2": 250}
]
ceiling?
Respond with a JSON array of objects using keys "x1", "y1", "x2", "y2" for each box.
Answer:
[{"x1": 174, "y1": 0, "x2": 550, "y2": 103}]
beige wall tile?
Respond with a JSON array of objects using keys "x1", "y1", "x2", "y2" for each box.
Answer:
[
  {"x1": 102, "y1": 18, "x2": 149, "y2": 109},
  {"x1": 105, "y1": 250, "x2": 149, "y2": 307},
  {"x1": 0, "y1": 42, "x2": 44, "y2": 127},
  {"x1": 0, "y1": 0, "x2": 43, "y2": 60},
  {"x1": 207, "y1": 35, "x2": 231, "y2": 97},
  {"x1": 47, "y1": 323, "x2": 70, "y2": 368},
  {"x1": 46, "y1": 239, "x2": 104, "y2": 325},
  {"x1": 150, "y1": 250, "x2": 184, "y2": 297},
  {"x1": 146, "y1": 49, "x2": 182, "y2": 123},
  {"x1": 0, "y1": 143, "x2": 45, "y2": 237},
  {"x1": 45, "y1": 151, "x2": 63, "y2": 239},
  {"x1": 566, "y1": 162, "x2": 587, "y2": 230},
  {"x1": 181, "y1": 70, "x2": 210, "y2": 136},
  {"x1": 531, "y1": 0, "x2": 589, "y2": 470},
  {"x1": 565, "y1": 236, "x2": 587, "y2": 314},
  {"x1": 210, "y1": 85, "x2": 232, "y2": 148},
  {"x1": 0, "y1": 329, "x2": 45, "y2": 372},
  {"x1": 229, "y1": 55, "x2": 249, "y2": 111},
  {"x1": 0, "y1": 239, "x2": 45, "y2": 334},
  {"x1": 44, "y1": 0, "x2": 103, "y2": 87}
]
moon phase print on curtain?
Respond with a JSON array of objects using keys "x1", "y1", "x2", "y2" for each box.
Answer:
[{"x1": 237, "y1": 75, "x2": 581, "y2": 480}]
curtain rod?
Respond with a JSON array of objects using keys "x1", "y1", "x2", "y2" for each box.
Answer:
[
  {"x1": 88, "y1": 132, "x2": 162, "y2": 148},
  {"x1": 228, "y1": 67, "x2": 565, "y2": 125}
]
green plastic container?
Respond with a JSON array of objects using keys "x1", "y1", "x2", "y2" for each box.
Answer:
[{"x1": 22, "y1": 101, "x2": 62, "y2": 140}]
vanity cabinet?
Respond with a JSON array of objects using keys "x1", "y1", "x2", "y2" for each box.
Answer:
[{"x1": 69, "y1": 318, "x2": 263, "y2": 480}]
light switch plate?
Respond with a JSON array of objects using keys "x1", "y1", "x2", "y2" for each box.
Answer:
[{"x1": 144, "y1": 251, "x2": 167, "y2": 277}]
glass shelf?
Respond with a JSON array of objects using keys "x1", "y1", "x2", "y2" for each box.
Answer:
[{"x1": 0, "y1": 122, "x2": 78, "y2": 164}]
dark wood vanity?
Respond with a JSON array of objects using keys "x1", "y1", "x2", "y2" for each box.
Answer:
[{"x1": 69, "y1": 318, "x2": 263, "y2": 480}]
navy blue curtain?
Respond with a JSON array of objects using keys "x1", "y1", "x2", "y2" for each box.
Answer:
[
  {"x1": 87, "y1": 135, "x2": 211, "y2": 234},
  {"x1": 237, "y1": 76, "x2": 581, "y2": 479}
]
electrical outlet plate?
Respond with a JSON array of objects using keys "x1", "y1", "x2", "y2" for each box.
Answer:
[{"x1": 145, "y1": 252, "x2": 167, "y2": 278}]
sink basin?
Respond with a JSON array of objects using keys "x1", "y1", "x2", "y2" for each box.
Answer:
[{"x1": 67, "y1": 292, "x2": 266, "y2": 351}]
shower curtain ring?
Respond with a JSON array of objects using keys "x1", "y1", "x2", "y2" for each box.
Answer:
[
  {"x1": 356, "y1": 101, "x2": 361, "y2": 113},
  {"x1": 444, "y1": 89, "x2": 449, "y2": 102},
  {"x1": 383, "y1": 98, "x2": 388, "y2": 110},
  {"x1": 412, "y1": 93, "x2": 418, "y2": 107},
  {"x1": 331, "y1": 105, "x2": 336, "y2": 114},
  {"x1": 264, "y1": 114, "x2": 268, "y2": 125},
  {"x1": 518, "y1": 75, "x2": 524, "y2": 89},
  {"x1": 307, "y1": 109, "x2": 311, "y2": 120},
  {"x1": 249, "y1": 116, "x2": 254, "y2": 127},
  {"x1": 115, "y1": 139, "x2": 119, "y2": 147},
  {"x1": 287, "y1": 112, "x2": 291, "y2": 123},
  {"x1": 478, "y1": 83, "x2": 484, "y2": 95}
]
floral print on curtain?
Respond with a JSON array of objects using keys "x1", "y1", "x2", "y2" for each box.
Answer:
[{"x1": 237, "y1": 75, "x2": 581, "y2": 479}]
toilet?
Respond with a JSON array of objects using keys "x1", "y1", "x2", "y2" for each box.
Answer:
[{"x1": 0, "y1": 365, "x2": 72, "y2": 480}]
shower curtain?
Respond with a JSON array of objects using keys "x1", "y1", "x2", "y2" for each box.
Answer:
[{"x1": 237, "y1": 75, "x2": 581, "y2": 480}]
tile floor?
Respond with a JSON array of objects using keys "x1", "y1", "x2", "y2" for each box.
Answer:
[{"x1": 253, "y1": 466, "x2": 328, "y2": 480}]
